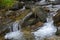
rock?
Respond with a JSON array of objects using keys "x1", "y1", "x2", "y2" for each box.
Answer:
[
  {"x1": 32, "y1": 6, "x2": 48, "y2": 22},
  {"x1": 0, "y1": 6, "x2": 5, "y2": 10},
  {"x1": 22, "y1": 29, "x2": 34, "y2": 40},
  {"x1": 53, "y1": 9, "x2": 60, "y2": 26},
  {"x1": 22, "y1": 18, "x2": 36, "y2": 27},
  {"x1": 25, "y1": 5, "x2": 31, "y2": 9},
  {"x1": 18, "y1": 0, "x2": 40, "y2": 2},
  {"x1": 56, "y1": 27, "x2": 60, "y2": 36},
  {"x1": 47, "y1": 0, "x2": 60, "y2": 5},
  {"x1": 46, "y1": 36, "x2": 60, "y2": 40},
  {"x1": 53, "y1": 5, "x2": 60, "y2": 10},
  {"x1": 35, "y1": 0, "x2": 49, "y2": 5},
  {"x1": 43, "y1": 7, "x2": 50, "y2": 13},
  {"x1": 31, "y1": 22, "x2": 43, "y2": 31},
  {"x1": 9, "y1": 1, "x2": 25, "y2": 11},
  {"x1": 21, "y1": 14, "x2": 36, "y2": 27}
]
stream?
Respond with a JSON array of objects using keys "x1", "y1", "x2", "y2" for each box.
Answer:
[
  {"x1": 32, "y1": 11, "x2": 57, "y2": 40},
  {"x1": 0, "y1": 0, "x2": 60, "y2": 40},
  {"x1": 5, "y1": 21, "x2": 25, "y2": 40}
]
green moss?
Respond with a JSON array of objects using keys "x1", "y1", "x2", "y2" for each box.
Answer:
[{"x1": 0, "y1": 0, "x2": 16, "y2": 8}]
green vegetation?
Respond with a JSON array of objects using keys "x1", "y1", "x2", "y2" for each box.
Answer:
[{"x1": 0, "y1": 0, "x2": 16, "y2": 8}]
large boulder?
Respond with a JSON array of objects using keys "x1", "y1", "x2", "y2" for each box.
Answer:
[{"x1": 32, "y1": 6, "x2": 48, "y2": 22}]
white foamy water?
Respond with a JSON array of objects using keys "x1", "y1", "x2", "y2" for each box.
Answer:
[
  {"x1": 36, "y1": 0, "x2": 47, "y2": 5},
  {"x1": 53, "y1": 5, "x2": 60, "y2": 9},
  {"x1": 5, "y1": 21, "x2": 24, "y2": 40},
  {"x1": 43, "y1": 5, "x2": 52, "y2": 7},
  {"x1": 32, "y1": 1, "x2": 59, "y2": 40},
  {"x1": 49, "y1": 8, "x2": 58, "y2": 12},
  {"x1": 44, "y1": 5, "x2": 59, "y2": 12},
  {"x1": 20, "y1": 6, "x2": 25, "y2": 11},
  {"x1": 32, "y1": 12, "x2": 57, "y2": 40},
  {"x1": 5, "y1": 31, "x2": 24, "y2": 40}
]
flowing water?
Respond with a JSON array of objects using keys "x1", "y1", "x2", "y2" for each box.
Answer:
[
  {"x1": 29, "y1": 1, "x2": 60, "y2": 39},
  {"x1": 4, "y1": 21, "x2": 25, "y2": 40},
  {"x1": 34, "y1": 0, "x2": 59, "y2": 37},
  {"x1": 12, "y1": 21, "x2": 20, "y2": 31},
  {"x1": 32, "y1": 10, "x2": 57, "y2": 40},
  {"x1": 3, "y1": 0, "x2": 60, "y2": 40}
]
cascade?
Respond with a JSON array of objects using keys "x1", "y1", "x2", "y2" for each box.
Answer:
[
  {"x1": 32, "y1": 12, "x2": 57, "y2": 40},
  {"x1": 4, "y1": 21, "x2": 25, "y2": 40}
]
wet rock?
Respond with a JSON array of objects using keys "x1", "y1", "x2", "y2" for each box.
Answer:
[
  {"x1": 21, "y1": 13, "x2": 35, "y2": 27},
  {"x1": 35, "y1": 0, "x2": 49, "y2": 5},
  {"x1": 47, "y1": 0, "x2": 60, "y2": 5},
  {"x1": 32, "y1": 6, "x2": 48, "y2": 22},
  {"x1": 22, "y1": 18, "x2": 36, "y2": 27},
  {"x1": 31, "y1": 22, "x2": 43, "y2": 31},
  {"x1": 56, "y1": 27, "x2": 60, "y2": 36},
  {"x1": 46, "y1": 36, "x2": 60, "y2": 40},
  {"x1": 42, "y1": 7, "x2": 50, "y2": 14},
  {"x1": 53, "y1": 9, "x2": 60, "y2": 26},
  {"x1": 18, "y1": 0, "x2": 40, "y2": 2},
  {"x1": 25, "y1": 5, "x2": 31, "y2": 9},
  {"x1": 22, "y1": 29, "x2": 34, "y2": 40},
  {"x1": 0, "y1": 24, "x2": 10, "y2": 35}
]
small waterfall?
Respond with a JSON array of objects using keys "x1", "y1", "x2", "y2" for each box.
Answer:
[
  {"x1": 5, "y1": 21, "x2": 25, "y2": 40},
  {"x1": 32, "y1": 12, "x2": 57, "y2": 40},
  {"x1": 8, "y1": 21, "x2": 21, "y2": 32},
  {"x1": 47, "y1": 12, "x2": 55, "y2": 23},
  {"x1": 12, "y1": 21, "x2": 20, "y2": 31},
  {"x1": 20, "y1": 6, "x2": 25, "y2": 11}
]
